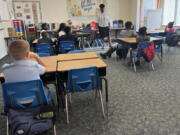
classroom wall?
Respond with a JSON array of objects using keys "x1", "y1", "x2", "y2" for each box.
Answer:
[
  {"x1": 129, "y1": 0, "x2": 137, "y2": 25},
  {"x1": 40, "y1": 0, "x2": 131, "y2": 26}
]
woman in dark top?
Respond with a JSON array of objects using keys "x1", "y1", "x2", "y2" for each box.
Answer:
[
  {"x1": 57, "y1": 23, "x2": 66, "y2": 37},
  {"x1": 58, "y1": 26, "x2": 78, "y2": 47}
]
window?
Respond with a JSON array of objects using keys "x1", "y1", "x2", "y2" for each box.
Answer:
[
  {"x1": 163, "y1": 0, "x2": 180, "y2": 26},
  {"x1": 175, "y1": 0, "x2": 180, "y2": 25}
]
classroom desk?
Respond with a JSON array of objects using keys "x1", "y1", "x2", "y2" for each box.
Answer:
[
  {"x1": 4, "y1": 35, "x2": 23, "y2": 46},
  {"x1": 116, "y1": 37, "x2": 164, "y2": 44},
  {"x1": 32, "y1": 38, "x2": 57, "y2": 44},
  {"x1": 58, "y1": 58, "x2": 106, "y2": 72},
  {"x1": 147, "y1": 30, "x2": 165, "y2": 34},
  {"x1": 57, "y1": 52, "x2": 98, "y2": 61},
  {"x1": 111, "y1": 27, "x2": 125, "y2": 38},
  {"x1": 76, "y1": 32, "x2": 91, "y2": 50},
  {"x1": 0, "y1": 53, "x2": 108, "y2": 109}
]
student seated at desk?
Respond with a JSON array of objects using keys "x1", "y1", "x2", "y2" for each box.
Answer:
[
  {"x1": 133, "y1": 27, "x2": 150, "y2": 66},
  {"x1": 100, "y1": 21, "x2": 136, "y2": 59},
  {"x1": 58, "y1": 26, "x2": 78, "y2": 48},
  {"x1": 38, "y1": 30, "x2": 53, "y2": 44},
  {"x1": 57, "y1": 23, "x2": 66, "y2": 37},
  {"x1": 2, "y1": 40, "x2": 46, "y2": 83},
  {"x1": 165, "y1": 22, "x2": 175, "y2": 33}
]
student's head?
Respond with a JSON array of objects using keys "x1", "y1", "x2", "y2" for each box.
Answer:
[
  {"x1": 99, "y1": 4, "x2": 105, "y2": 13},
  {"x1": 41, "y1": 30, "x2": 48, "y2": 38},
  {"x1": 41, "y1": 23, "x2": 48, "y2": 30},
  {"x1": 168, "y1": 22, "x2": 174, "y2": 28},
  {"x1": 125, "y1": 21, "x2": 132, "y2": 29},
  {"x1": 8, "y1": 40, "x2": 30, "y2": 60},
  {"x1": 139, "y1": 27, "x2": 147, "y2": 36},
  {"x1": 59, "y1": 23, "x2": 66, "y2": 31},
  {"x1": 64, "y1": 26, "x2": 71, "y2": 35}
]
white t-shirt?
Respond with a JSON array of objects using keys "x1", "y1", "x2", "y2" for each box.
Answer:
[
  {"x1": 96, "y1": 12, "x2": 110, "y2": 27},
  {"x1": 120, "y1": 30, "x2": 137, "y2": 37},
  {"x1": 2, "y1": 60, "x2": 45, "y2": 82}
]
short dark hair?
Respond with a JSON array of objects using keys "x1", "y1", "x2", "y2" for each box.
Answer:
[
  {"x1": 125, "y1": 21, "x2": 132, "y2": 29},
  {"x1": 139, "y1": 27, "x2": 147, "y2": 36},
  {"x1": 41, "y1": 23, "x2": 48, "y2": 30},
  {"x1": 58, "y1": 23, "x2": 66, "y2": 32},
  {"x1": 168, "y1": 22, "x2": 174, "y2": 28},
  {"x1": 99, "y1": 4, "x2": 105, "y2": 9},
  {"x1": 64, "y1": 26, "x2": 71, "y2": 34},
  {"x1": 41, "y1": 31, "x2": 48, "y2": 38}
]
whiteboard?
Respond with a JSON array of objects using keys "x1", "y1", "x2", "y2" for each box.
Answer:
[{"x1": 147, "y1": 9, "x2": 162, "y2": 31}]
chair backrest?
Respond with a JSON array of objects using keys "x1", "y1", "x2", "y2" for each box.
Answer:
[
  {"x1": 67, "y1": 66, "x2": 99, "y2": 92},
  {"x1": 2, "y1": 79, "x2": 49, "y2": 108},
  {"x1": 68, "y1": 50, "x2": 86, "y2": 54},
  {"x1": 138, "y1": 41, "x2": 152, "y2": 49},
  {"x1": 36, "y1": 43, "x2": 54, "y2": 55},
  {"x1": 37, "y1": 52, "x2": 50, "y2": 57},
  {"x1": 59, "y1": 41, "x2": 75, "y2": 53}
]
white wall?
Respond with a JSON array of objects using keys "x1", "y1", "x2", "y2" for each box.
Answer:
[{"x1": 0, "y1": 0, "x2": 8, "y2": 59}]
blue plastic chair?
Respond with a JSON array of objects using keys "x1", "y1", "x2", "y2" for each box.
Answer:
[
  {"x1": 37, "y1": 52, "x2": 50, "y2": 57},
  {"x1": 65, "y1": 66, "x2": 105, "y2": 123},
  {"x1": 2, "y1": 79, "x2": 50, "y2": 109},
  {"x1": 36, "y1": 43, "x2": 54, "y2": 56},
  {"x1": 131, "y1": 42, "x2": 155, "y2": 72},
  {"x1": 59, "y1": 41, "x2": 75, "y2": 54},
  {"x1": 68, "y1": 50, "x2": 86, "y2": 54}
]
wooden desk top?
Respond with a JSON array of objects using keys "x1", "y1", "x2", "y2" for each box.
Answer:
[
  {"x1": 58, "y1": 58, "x2": 107, "y2": 72},
  {"x1": 32, "y1": 38, "x2": 57, "y2": 44},
  {"x1": 0, "y1": 53, "x2": 106, "y2": 79},
  {"x1": 4, "y1": 35, "x2": 22, "y2": 39},
  {"x1": 116, "y1": 37, "x2": 164, "y2": 44},
  {"x1": 147, "y1": 30, "x2": 165, "y2": 34},
  {"x1": 117, "y1": 37, "x2": 137, "y2": 44},
  {"x1": 76, "y1": 32, "x2": 91, "y2": 36},
  {"x1": 57, "y1": 52, "x2": 98, "y2": 61}
]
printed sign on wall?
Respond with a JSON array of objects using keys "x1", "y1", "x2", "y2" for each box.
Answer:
[{"x1": 67, "y1": 0, "x2": 106, "y2": 17}]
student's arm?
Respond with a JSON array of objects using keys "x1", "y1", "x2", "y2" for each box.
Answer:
[
  {"x1": 165, "y1": 26, "x2": 168, "y2": 33},
  {"x1": 29, "y1": 52, "x2": 47, "y2": 71}
]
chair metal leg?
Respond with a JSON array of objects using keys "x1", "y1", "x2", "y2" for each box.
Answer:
[
  {"x1": 99, "y1": 89, "x2": 105, "y2": 118},
  {"x1": 69, "y1": 93, "x2": 72, "y2": 104},
  {"x1": 7, "y1": 118, "x2": 9, "y2": 135},
  {"x1": 53, "y1": 125, "x2": 57, "y2": 135},
  {"x1": 65, "y1": 95, "x2": 69, "y2": 124},
  {"x1": 132, "y1": 58, "x2": 136, "y2": 72},
  {"x1": 161, "y1": 46, "x2": 163, "y2": 63},
  {"x1": 95, "y1": 89, "x2": 98, "y2": 101},
  {"x1": 151, "y1": 61, "x2": 155, "y2": 71}
]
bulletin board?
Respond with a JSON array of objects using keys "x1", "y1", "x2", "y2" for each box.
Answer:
[
  {"x1": 13, "y1": 1, "x2": 42, "y2": 25},
  {"x1": 67, "y1": 0, "x2": 106, "y2": 17}
]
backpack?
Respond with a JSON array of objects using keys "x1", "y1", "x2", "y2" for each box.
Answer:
[
  {"x1": 116, "y1": 45, "x2": 129, "y2": 59},
  {"x1": 8, "y1": 105, "x2": 55, "y2": 135},
  {"x1": 166, "y1": 33, "x2": 178, "y2": 47},
  {"x1": 138, "y1": 42, "x2": 155, "y2": 62}
]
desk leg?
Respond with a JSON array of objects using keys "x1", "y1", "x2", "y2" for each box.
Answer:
[
  {"x1": 115, "y1": 29, "x2": 118, "y2": 38},
  {"x1": 100, "y1": 77, "x2": 108, "y2": 103},
  {"x1": 57, "y1": 76, "x2": 65, "y2": 109},
  {"x1": 82, "y1": 35, "x2": 84, "y2": 50}
]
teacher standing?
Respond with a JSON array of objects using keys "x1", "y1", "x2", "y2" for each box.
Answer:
[{"x1": 96, "y1": 4, "x2": 111, "y2": 49}]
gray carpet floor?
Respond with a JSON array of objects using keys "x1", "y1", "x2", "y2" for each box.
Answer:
[{"x1": 1, "y1": 46, "x2": 180, "y2": 135}]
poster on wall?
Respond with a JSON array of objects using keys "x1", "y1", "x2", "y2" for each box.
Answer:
[
  {"x1": 67, "y1": 0, "x2": 106, "y2": 17},
  {"x1": 13, "y1": 1, "x2": 42, "y2": 25}
]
